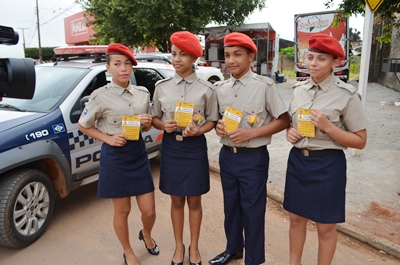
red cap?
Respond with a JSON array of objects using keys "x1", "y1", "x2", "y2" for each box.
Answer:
[
  {"x1": 308, "y1": 33, "x2": 344, "y2": 59},
  {"x1": 106, "y1": 43, "x2": 137, "y2": 66},
  {"x1": 170, "y1": 31, "x2": 203, "y2": 58},
  {"x1": 224, "y1": 32, "x2": 257, "y2": 53}
]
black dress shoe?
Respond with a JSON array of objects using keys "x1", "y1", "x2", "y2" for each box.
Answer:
[
  {"x1": 189, "y1": 245, "x2": 202, "y2": 265},
  {"x1": 138, "y1": 229, "x2": 160, "y2": 255},
  {"x1": 208, "y1": 251, "x2": 243, "y2": 265},
  {"x1": 123, "y1": 253, "x2": 141, "y2": 265},
  {"x1": 171, "y1": 244, "x2": 185, "y2": 265}
]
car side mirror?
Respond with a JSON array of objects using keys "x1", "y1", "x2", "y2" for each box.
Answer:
[{"x1": 80, "y1": 95, "x2": 90, "y2": 111}]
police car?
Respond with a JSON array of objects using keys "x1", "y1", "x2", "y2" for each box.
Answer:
[{"x1": 0, "y1": 46, "x2": 164, "y2": 248}]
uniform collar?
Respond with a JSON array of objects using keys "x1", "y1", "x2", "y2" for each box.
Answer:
[
  {"x1": 230, "y1": 69, "x2": 253, "y2": 87},
  {"x1": 110, "y1": 80, "x2": 132, "y2": 95},
  {"x1": 308, "y1": 72, "x2": 336, "y2": 92},
  {"x1": 173, "y1": 71, "x2": 196, "y2": 84}
]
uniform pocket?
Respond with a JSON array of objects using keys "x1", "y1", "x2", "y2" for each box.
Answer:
[
  {"x1": 106, "y1": 115, "x2": 122, "y2": 129},
  {"x1": 193, "y1": 104, "x2": 205, "y2": 125},
  {"x1": 161, "y1": 103, "x2": 172, "y2": 113},
  {"x1": 242, "y1": 104, "x2": 264, "y2": 128}
]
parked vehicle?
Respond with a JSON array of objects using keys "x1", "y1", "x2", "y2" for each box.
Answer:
[
  {"x1": 0, "y1": 46, "x2": 167, "y2": 248},
  {"x1": 135, "y1": 52, "x2": 224, "y2": 83},
  {"x1": 294, "y1": 10, "x2": 350, "y2": 82}
]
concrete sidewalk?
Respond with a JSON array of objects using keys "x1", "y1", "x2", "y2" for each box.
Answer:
[{"x1": 205, "y1": 78, "x2": 400, "y2": 259}]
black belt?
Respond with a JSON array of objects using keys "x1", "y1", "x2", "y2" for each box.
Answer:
[
  {"x1": 295, "y1": 147, "x2": 343, "y2": 157},
  {"x1": 223, "y1": 145, "x2": 267, "y2": 154},
  {"x1": 164, "y1": 131, "x2": 184, "y2": 141}
]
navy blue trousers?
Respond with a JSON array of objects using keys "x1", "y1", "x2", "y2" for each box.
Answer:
[{"x1": 219, "y1": 146, "x2": 270, "y2": 265}]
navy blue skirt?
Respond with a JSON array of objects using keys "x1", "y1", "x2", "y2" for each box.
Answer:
[
  {"x1": 283, "y1": 147, "x2": 346, "y2": 223},
  {"x1": 98, "y1": 138, "x2": 154, "y2": 198},
  {"x1": 159, "y1": 132, "x2": 210, "y2": 196}
]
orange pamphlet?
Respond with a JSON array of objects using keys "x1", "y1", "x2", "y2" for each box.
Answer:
[
  {"x1": 174, "y1": 101, "x2": 194, "y2": 128},
  {"x1": 222, "y1": 106, "x2": 243, "y2": 133},
  {"x1": 297, "y1": 109, "x2": 315, "y2": 138},
  {"x1": 122, "y1": 115, "x2": 141, "y2": 140}
]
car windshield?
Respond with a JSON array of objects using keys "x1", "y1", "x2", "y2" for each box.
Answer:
[{"x1": 0, "y1": 66, "x2": 89, "y2": 112}]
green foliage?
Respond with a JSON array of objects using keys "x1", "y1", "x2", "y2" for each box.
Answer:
[
  {"x1": 349, "y1": 55, "x2": 360, "y2": 79},
  {"x1": 324, "y1": 0, "x2": 400, "y2": 43},
  {"x1": 77, "y1": 0, "x2": 265, "y2": 52},
  {"x1": 349, "y1": 27, "x2": 361, "y2": 41},
  {"x1": 279, "y1": 46, "x2": 295, "y2": 60},
  {"x1": 24, "y1": 47, "x2": 56, "y2": 61},
  {"x1": 282, "y1": 70, "x2": 296, "y2": 78}
]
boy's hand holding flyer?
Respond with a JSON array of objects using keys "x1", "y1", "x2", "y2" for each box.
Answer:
[
  {"x1": 174, "y1": 101, "x2": 195, "y2": 128},
  {"x1": 122, "y1": 115, "x2": 141, "y2": 140},
  {"x1": 222, "y1": 106, "x2": 243, "y2": 133},
  {"x1": 297, "y1": 109, "x2": 315, "y2": 138}
]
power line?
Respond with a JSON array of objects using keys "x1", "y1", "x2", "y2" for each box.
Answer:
[{"x1": 17, "y1": 27, "x2": 29, "y2": 50}]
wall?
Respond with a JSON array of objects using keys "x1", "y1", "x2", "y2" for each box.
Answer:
[
  {"x1": 278, "y1": 55, "x2": 294, "y2": 72},
  {"x1": 370, "y1": 16, "x2": 400, "y2": 92},
  {"x1": 381, "y1": 20, "x2": 400, "y2": 91}
]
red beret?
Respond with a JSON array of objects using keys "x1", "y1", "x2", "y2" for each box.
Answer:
[
  {"x1": 106, "y1": 43, "x2": 137, "y2": 66},
  {"x1": 224, "y1": 32, "x2": 257, "y2": 53},
  {"x1": 308, "y1": 33, "x2": 344, "y2": 59},
  {"x1": 170, "y1": 31, "x2": 203, "y2": 58}
]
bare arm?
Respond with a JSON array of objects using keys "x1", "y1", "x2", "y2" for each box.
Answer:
[
  {"x1": 183, "y1": 120, "x2": 216, "y2": 137},
  {"x1": 77, "y1": 123, "x2": 128, "y2": 147},
  {"x1": 152, "y1": 117, "x2": 178, "y2": 133}
]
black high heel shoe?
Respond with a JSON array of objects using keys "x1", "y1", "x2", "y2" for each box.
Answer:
[
  {"x1": 189, "y1": 245, "x2": 202, "y2": 265},
  {"x1": 123, "y1": 253, "x2": 141, "y2": 265},
  {"x1": 171, "y1": 244, "x2": 185, "y2": 265},
  {"x1": 138, "y1": 229, "x2": 160, "y2": 255}
]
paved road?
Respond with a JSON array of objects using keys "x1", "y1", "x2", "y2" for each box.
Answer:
[
  {"x1": 0, "y1": 159, "x2": 399, "y2": 265},
  {"x1": 206, "y1": 78, "x2": 400, "y2": 259}
]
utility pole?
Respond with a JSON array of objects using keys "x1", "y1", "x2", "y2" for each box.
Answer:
[
  {"x1": 17, "y1": 27, "x2": 29, "y2": 50},
  {"x1": 36, "y1": 0, "x2": 43, "y2": 63}
]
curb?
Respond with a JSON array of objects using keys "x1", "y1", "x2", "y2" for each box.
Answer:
[{"x1": 208, "y1": 165, "x2": 400, "y2": 260}]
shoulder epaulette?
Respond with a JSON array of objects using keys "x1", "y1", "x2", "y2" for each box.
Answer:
[
  {"x1": 214, "y1": 79, "x2": 230, "y2": 87},
  {"x1": 155, "y1": 77, "x2": 173, "y2": 87},
  {"x1": 254, "y1": 74, "x2": 274, "y2": 85},
  {"x1": 90, "y1": 84, "x2": 109, "y2": 99},
  {"x1": 133, "y1": 85, "x2": 150, "y2": 95},
  {"x1": 196, "y1": 78, "x2": 216, "y2": 90},
  {"x1": 334, "y1": 78, "x2": 356, "y2": 94},
  {"x1": 293, "y1": 79, "x2": 312, "y2": 89}
]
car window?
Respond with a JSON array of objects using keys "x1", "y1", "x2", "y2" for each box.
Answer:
[
  {"x1": 136, "y1": 58, "x2": 170, "y2": 64},
  {"x1": 133, "y1": 68, "x2": 166, "y2": 100},
  {"x1": 1, "y1": 66, "x2": 89, "y2": 112}
]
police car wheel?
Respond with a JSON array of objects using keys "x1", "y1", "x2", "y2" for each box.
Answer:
[
  {"x1": 208, "y1": 76, "x2": 220, "y2": 84},
  {"x1": 0, "y1": 169, "x2": 55, "y2": 248}
]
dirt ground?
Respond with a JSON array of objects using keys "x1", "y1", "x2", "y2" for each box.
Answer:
[{"x1": 1, "y1": 162, "x2": 399, "y2": 265}]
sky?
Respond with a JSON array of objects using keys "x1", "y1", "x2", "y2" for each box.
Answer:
[{"x1": 0, "y1": 0, "x2": 366, "y2": 49}]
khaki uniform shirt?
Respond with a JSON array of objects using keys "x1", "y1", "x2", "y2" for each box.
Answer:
[
  {"x1": 216, "y1": 70, "x2": 288, "y2": 148},
  {"x1": 79, "y1": 80, "x2": 150, "y2": 135},
  {"x1": 151, "y1": 72, "x2": 219, "y2": 127},
  {"x1": 289, "y1": 72, "x2": 368, "y2": 150}
]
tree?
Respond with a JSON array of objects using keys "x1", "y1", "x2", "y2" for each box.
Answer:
[
  {"x1": 279, "y1": 46, "x2": 295, "y2": 60},
  {"x1": 349, "y1": 27, "x2": 361, "y2": 41},
  {"x1": 78, "y1": 0, "x2": 265, "y2": 51},
  {"x1": 324, "y1": 0, "x2": 400, "y2": 43}
]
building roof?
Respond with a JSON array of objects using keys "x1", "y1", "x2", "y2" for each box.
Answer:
[{"x1": 200, "y1": 23, "x2": 275, "y2": 35}]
